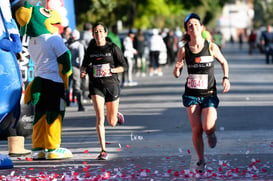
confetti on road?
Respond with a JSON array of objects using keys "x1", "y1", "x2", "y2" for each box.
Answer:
[{"x1": 0, "y1": 153, "x2": 272, "y2": 180}]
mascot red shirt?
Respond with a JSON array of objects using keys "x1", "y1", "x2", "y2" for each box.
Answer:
[{"x1": 15, "y1": 1, "x2": 72, "y2": 160}]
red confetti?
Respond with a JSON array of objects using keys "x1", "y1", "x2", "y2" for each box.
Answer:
[
  {"x1": 28, "y1": 168, "x2": 34, "y2": 170},
  {"x1": 101, "y1": 168, "x2": 106, "y2": 172},
  {"x1": 218, "y1": 167, "x2": 223, "y2": 172},
  {"x1": 262, "y1": 168, "x2": 267, "y2": 173},
  {"x1": 117, "y1": 148, "x2": 121, "y2": 151},
  {"x1": 253, "y1": 174, "x2": 258, "y2": 178},
  {"x1": 174, "y1": 171, "x2": 179, "y2": 177},
  {"x1": 126, "y1": 145, "x2": 130, "y2": 148},
  {"x1": 187, "y1": 149, "x2": 191, "y2": 154},
  {"x1": 166, "y1": 157, "x2": 170, "y2": 159},
  {"x1": 106, "y1": 142, "x2": 113, "y2": 144},
  {"x1": 83, "y1": 167, "x2": 88, "y2": 172},
  {"x1": 85, "y1": 172, "x2": 90, "y2": 178},
  {"x1": 232, "y1": 167, "x2": 239, "y2": 173},
  {"x1": 84, "y1": 150, "x2": 88, "y2": 153},
  {"x1": 146, "y1": 168, "x2": 151, "y2": 173},
  {"x1": 26, "y1": 157, "x2": 33, "y2": 161},
  {"x1": 168, "y1": 169, "x2": 172, "y2": 173},
  {"x1": 222, "y1": 162, "x2": 227, "y2": 167},
  {"x1": 73, "y1": 172, "x2": 79, "y2": 176},
  {"x1": 83, "y1": 161, "x2": 87, "y2": 164}
]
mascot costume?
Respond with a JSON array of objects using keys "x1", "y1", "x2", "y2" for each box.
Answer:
[
  {"x1": 15, "y1": 1, "x2": 73, "y2": 160},
  {"x1": 0, "y1": 0, "x2": 32, "y2": 169}
]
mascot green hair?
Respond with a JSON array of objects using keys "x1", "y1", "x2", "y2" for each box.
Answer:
[{"x1": 15, "y1": 1, "x2": 72, "y2": 160}]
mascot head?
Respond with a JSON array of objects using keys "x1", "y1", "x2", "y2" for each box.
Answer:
[{"x1": 15, "y1": 0, "x2": 62, "y2": 37}]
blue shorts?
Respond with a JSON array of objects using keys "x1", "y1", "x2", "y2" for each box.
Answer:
[{"x1": 182, "y1": 95, "x2": 219, "y2": 109}]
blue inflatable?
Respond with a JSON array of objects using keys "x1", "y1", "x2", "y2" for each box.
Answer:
[
  {"x1": 0, "y1": 49, "x2": 22, "y2": 122},
  {"x1": 0, "y1": 154, "x2": 13, "y2": 169},
  {"x1": 0, "y1": 0, "x2": 21, "y2": 169}
]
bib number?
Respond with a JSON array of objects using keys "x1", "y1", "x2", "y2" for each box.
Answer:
[
  {"x1": 93, "y1": 64, "x2": 112, "y2": 78},
  {"x1": 187, "y1": 74, "x2": 208, "y2": 89}
]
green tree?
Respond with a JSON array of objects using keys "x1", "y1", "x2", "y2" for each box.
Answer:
[
  {"x1": 253, "y1": 0, "x2": 273, "y2": 27},
  {"x1": 74, "y1": 0, "x2": 228, "y2": 31}
]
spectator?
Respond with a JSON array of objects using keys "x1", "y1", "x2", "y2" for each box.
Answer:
[
  {"x1": 213, "y1": 31, "x2": 224, "y2": 51},
  {"x1": 123, "y1": 30, "x2": 138, "y2": 86},
  {"x1": 149, "y1": 29, "x2": 166, "y2": 76},
  {"x1": 61, "y1": 26, "x2": 72, "y2": 46},
  {"x1": 134, "y1": 29, "x2": 146, "y2": 77},
  {"x1": 68, "y1": 29, "x2": 85, "y2": 111},
  {"x1": 107, "y1": 24, "x2": 122, "y2": 50},
  {"x1": 261, "y1": 25, "x2": 273, "y2": 64},
  {"x1": 164, "y1": 29, "x2": 176, "y2": 65},
  {"x1": 248, "y1": 29, "x2": 256, "y2": 55},
  {"x1": 80, "y1": 23, "x2": 93, "y2": 50},
  {"x1": 239, "y1": 32, "x2": 244, "y2": 50}
]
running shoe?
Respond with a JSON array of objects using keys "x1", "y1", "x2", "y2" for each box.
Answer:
[
  {"x1": 45, "y1": 148, "x2": 73, "y2": 160},
  {"x1": 117, "y1": 112, "x2": 125, "y2": 125},
  {"x1": 196, "y1": 160, "x2": 206, "y2": 173},
  {"x1": 31, "y1": 149, "x2": 46, "y2": 160},
  {"x1": 96, "y1": 151, "x2": 108, "y2": 160},
  {"x1": 207, "y1": 132, "x2": 217, "y2": 148}
]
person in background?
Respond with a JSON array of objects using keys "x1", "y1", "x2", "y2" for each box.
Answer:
[
  {"x1": 164, "y1": 29, "x2": 176, "y2": 65},
  {"x1": 61, "y1": 26, "x2": 73, "y2": 106},
  {"x1": 134, "y1": 29, "x2": 146, "y2": 77},
  {"x1": 261, "y1": 25, "x2": 273, "y2": 64},
  {"x1": 213, "y1": 31, "x2": 224, "y2": 51},
  {"x1": 238, "y1": 32, "x2": 244, "y2": 50},
  {"x1": 80, "y1": 23, "x2": 93, "y2": 50},
  {"x1": 173, "y1": 13, "x2": 230, "y2": 173},
  {"x1": 248, "y1": 29, "x2": 256, "y2": 55},
  {"x1": 80, "y1": 23, "x2": 93, "y2": 100},
  {"x1": 61, "y1": 26, "x2": 72, "y2": 46},
  {"x1": 123, "y1": 30, "x2": 138, "y2": 86},
  {"x1": 80, "y1": 22, "x2": 127, "y2": 160},
  {"x1": 107, "y1": 24, "x2": 122, "y2": 50},
  {"x1": 149, "y1": 29, "x2": 166, "y2": 76},
  {"x1": 68, "y1": 29, "x2": 85, "y2": 111}
]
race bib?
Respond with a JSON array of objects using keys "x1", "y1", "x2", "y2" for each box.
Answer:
[
  {"x1": 187, "y1": 74, "x2": 208, "y2": 89},
  {"x1": 93, "y1": 63, "x2": 112, "y2": 78}
]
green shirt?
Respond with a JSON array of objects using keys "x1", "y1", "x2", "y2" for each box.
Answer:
[{"x1": 107, "y1": 31, "x2": 122, "y2": 50}]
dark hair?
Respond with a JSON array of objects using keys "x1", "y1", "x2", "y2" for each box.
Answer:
[
  {"x1": 92, "y1": 22, "x2": 108, "y2": 33},
  {"x1": 83, "y1": 23, "x2": 92, "y2": 31},
  {"x1": 182, "y1": 33, "x2": 191, "y2": 42},
  {"x1": 128, "y1": 29, "x2": 134, "y2": 35},
  {"x1": 184, "y1": 13, "x2": 201, "y2": 31}
]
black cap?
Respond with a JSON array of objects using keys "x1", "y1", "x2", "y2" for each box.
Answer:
[{"x1": 184, "y1": 13, "x2": 201, "y2": 31}]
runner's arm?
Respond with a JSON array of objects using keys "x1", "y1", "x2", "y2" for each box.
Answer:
[
  {"x1": 173, "y1": 47, "x2": 185, "y2": 78},
  {"x1": 211, "y1": 42, "x2": 230, "y2": 93}
]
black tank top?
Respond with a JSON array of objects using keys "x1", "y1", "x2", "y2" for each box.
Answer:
[{"x1": 184, "y1": 40, "x2": 217, "y2": 97}]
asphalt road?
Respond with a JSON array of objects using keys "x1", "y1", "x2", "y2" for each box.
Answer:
[{"x1": 0, "y1": 42, "x2": 272, "y2": 180}]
